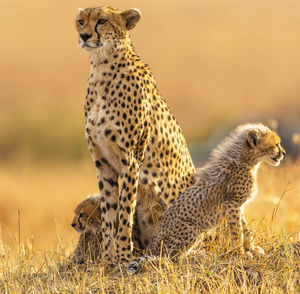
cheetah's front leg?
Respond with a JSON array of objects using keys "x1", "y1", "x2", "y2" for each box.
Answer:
[
  {"x1": 95, "y1": 161, "x2": 119, "y2": 263},
  {"x1": 226, "y1": 208, "x2": 246, "y2": 255},
  {"x1": 115, "y1": 157, "x2": 139, "y2": 263},
  {"x1": 241, "y1": 214, "x2": 265, "y2": 257}
]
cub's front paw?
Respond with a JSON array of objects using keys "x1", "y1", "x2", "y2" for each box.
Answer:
[{"x1": 248, "y1": 245, "x2": 265, "y2": 258}]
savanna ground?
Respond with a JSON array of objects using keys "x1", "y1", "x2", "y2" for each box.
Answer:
[
  {"x1": 0, "y1": 160, "x2": 300, "y2": 293},
  {"x1": 1, "y1": 0, "x2": 300, "y2": 292}
]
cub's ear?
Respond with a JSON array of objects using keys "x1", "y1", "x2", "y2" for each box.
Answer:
[
  {"x1": 121, "y1": 8, "x2": 142, "y2": 30},
  {"x1": 247, "y1": 129, "x2": 260, "y2": 148},
  {"x1": 78, "y1": 8, "x2": 84, "y2": 14},
  {"x1": 88, "y1": 195, "x2": 101, "y2": 205}
]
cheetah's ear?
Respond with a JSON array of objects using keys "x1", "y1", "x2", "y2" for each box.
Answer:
[
  {"x1": 78, "y1": 8, "x2": 84, "y2": 14},
  {"x1": 121, "y1": 8, "x2": 141, "y2": 30},
  {"x1": 247, "y1": 129, "x2": 260, "y2": 148}
]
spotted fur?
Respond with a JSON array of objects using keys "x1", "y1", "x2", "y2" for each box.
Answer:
[
  {"x1": 70, "y1": 194, "x2": 167, "y2": 264},
  {"x1": 70, "y1": 195, "x2": 102, "y2": 263},
  {"x1": 128, "y1": 123, "x2": 286, "y2": 273},
  {"x1": 75, "y1": 6, "x2": 195, "y2": 263}
]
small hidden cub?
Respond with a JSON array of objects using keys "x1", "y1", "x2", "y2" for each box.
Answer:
[
  {"x1": 70, "y1": 195, "x2": 102, "y2": 264},
  {"x1": 70, "y1": 194, "x2": 154, "y2": 264}
]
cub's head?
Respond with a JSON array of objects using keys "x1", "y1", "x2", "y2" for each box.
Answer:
[
  {"x1": 245, "y1": 123, "x2": 286, "y2": 166},
  {"x1": 71, "y1": 195, "x2": 102, "y2": 233},
  {"x1": 75, "y1": 6, "x2": 141, "y2": 52}
]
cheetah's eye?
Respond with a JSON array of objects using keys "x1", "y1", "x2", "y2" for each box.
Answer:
[
  {"x1": 79, "y1": 213, "x2": 84, "y2": 218},
  {"x1": 97, "y1": 19, "x2": 107, "y2": 25},
  {"x1": 78, "y1": 19, "x2": 84, "y2": 26}
]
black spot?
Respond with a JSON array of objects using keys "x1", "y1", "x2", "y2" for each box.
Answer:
[
  {"x1": 95, "y1": 160, "x2": 101, "y2": 168},
  {"x1": 104, "y1": 177, "x2": 118, "y2": 187},
  {"x1": 101, "y1": 158, "x2": 110, "y2": 166},
  {"x1": 98, "y1": 181, "x2": 104, "y2": 190},
  {"x1": 105, "y1": 129, "x2": 112, "y2": 137},
  {"x1": 127, "y1": 193, "x2": 132, "y2": 201}
]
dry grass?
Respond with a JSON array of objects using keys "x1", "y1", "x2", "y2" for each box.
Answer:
[{"x1": 0, "y1": 160, "x2": 299, "y2": 293}]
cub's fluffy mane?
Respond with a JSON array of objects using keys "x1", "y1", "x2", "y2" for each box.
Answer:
[{"x1": 197, "y1": 123, "x2": 270, "y2": 178}]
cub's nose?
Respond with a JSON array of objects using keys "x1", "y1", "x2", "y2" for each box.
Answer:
[
  {"x1": 80, "y1": 33, "x2": 92, "y2": 42},
  {"x1": 71, "y1": 223, "x2": 76, "y2": 228}
]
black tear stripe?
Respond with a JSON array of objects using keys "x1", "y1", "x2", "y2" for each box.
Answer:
[
  {"x1": 95, "y1": 22, "x2": 101, "y2": 41},
  {"x1": 95, "y1": 21, "x2": 117, "y2": 44}
]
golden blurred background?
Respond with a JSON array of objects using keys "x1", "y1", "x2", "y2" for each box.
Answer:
[{"x1": 0, "y1": 0, "x2": 300, "y2": 257}]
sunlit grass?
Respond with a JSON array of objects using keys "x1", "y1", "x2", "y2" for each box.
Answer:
[{"x1": 0, "y1": 160, "x2": 299, "y2": 292}]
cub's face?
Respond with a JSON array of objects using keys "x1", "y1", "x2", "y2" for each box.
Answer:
[
  {"x1": 71, "y1": 196, "x2": 102, "y2": 233},
  {"x1": 75, "y1": 6, "x2": 141, "y2": 52},
  {"x1": 247, "y1": 128, "x2": 286, "y2": 166}
]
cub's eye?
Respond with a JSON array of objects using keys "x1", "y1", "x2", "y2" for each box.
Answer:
[
  {"x1": 97, "y1": 19, "x2": 107, "y2": 25},
  {"x1": 79, "y1": 213, "x2": 84, "y2": 218},
  {"x1": 78, "y1": 19, "x2": 84, "y2": 26}
]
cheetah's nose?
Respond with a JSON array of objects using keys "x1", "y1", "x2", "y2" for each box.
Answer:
[
  {"x1": 282, "y1": 150, "x2": 286, "y2": 156},
  {"x1": 80, "y1": 33, "x2": 92, "y2": 42},
  {"x1": 71, "y1": 223, "x2": 76, "y2": 228}
]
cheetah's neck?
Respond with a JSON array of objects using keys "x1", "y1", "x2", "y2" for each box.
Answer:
[{"x1": 88, "y1": 38, "x2": 135, "y2": 69}]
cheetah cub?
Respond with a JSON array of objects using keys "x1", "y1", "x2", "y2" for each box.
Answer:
[
  {"x1": 69, "y1": 195, "x2": 157, "y2": 264},
  {"x1": 128, "y1": 123, "x2": 286, "y2": 273},
  {"x1": 70, "y1": 195, "x2": 102, "y2": 264}
]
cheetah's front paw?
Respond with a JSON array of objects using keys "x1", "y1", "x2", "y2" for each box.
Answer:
[
  {"x1": 127, "y1": 256, "x2": 155, "y2": 275},
  {"x1": 248, "y1": 246, "x2": 265, "y2": 258}
]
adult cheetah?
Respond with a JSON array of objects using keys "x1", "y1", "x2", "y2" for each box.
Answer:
[
  {"x1": 128, "y1": 123, "x2": 286, "y2": 273},
  {"x1": 75, "y1": 6, "x2": 195, "y2": 263}
]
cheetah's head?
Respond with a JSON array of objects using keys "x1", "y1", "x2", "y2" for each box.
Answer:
[
  {"x1": 71, "y1": 195, "x2": 102, "y2": 233},
  {"x1": 246, "y1": 124, "x2": 286, "y2": 166},
  {"x1": 75, "y1": 6, "x2": 141, "y2": 52}
]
